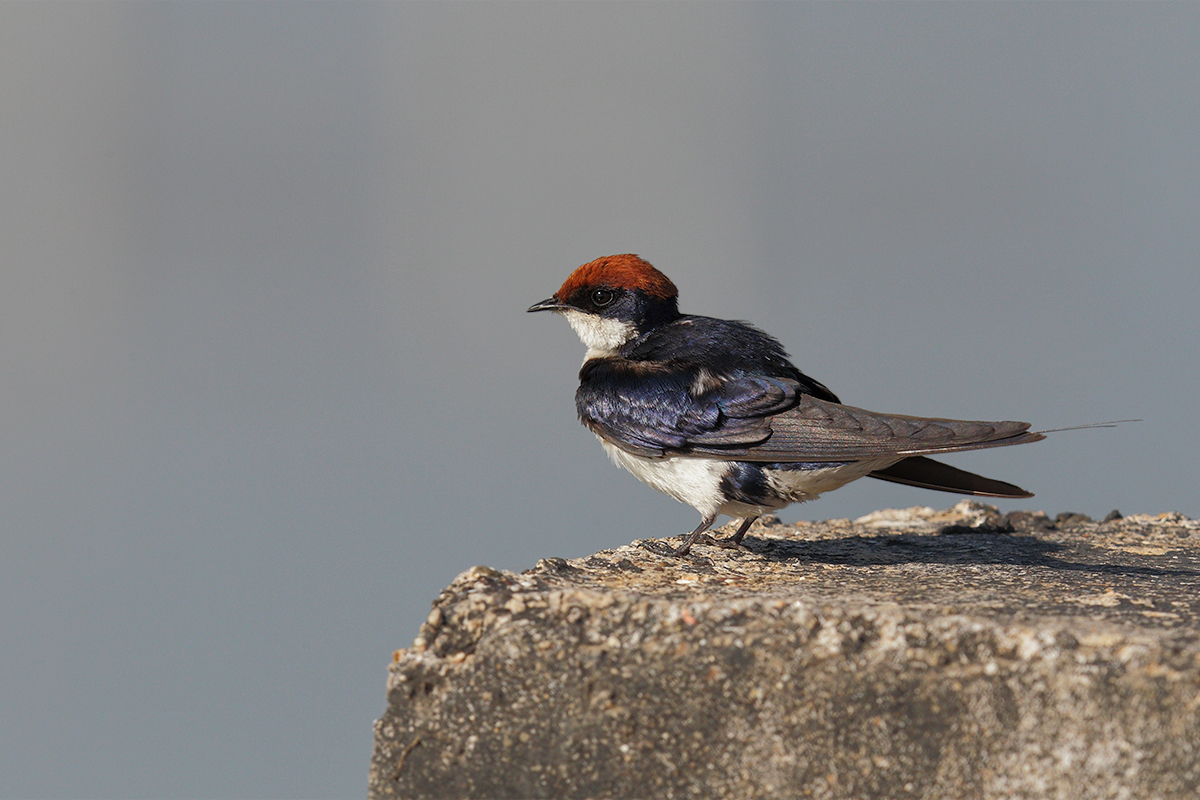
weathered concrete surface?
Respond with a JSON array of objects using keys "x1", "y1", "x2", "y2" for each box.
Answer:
[{"x1": 370, "y1": 502, "x2": 1200, "y2": 799}]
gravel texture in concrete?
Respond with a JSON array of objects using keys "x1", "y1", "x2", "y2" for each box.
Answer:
[{"x1": 370, "y1": 502, "x2": 1200, "y2": 799}]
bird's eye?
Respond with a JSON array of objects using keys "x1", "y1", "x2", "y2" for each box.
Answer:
[{"x1": 590, "y1": 288, "x2": 616, "y2": 307}]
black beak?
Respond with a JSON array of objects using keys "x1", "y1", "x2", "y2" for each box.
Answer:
[{"x1": 527, "y1": 297, "x2": 565, "y2": 313}]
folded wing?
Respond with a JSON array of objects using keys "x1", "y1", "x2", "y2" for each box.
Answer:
[
  {"x1": 686, "y1": 393, "x2": 1045, "y2": 462},
  {"x1": 579, "y1": 359, "x2": 1042, "y2": 461}
]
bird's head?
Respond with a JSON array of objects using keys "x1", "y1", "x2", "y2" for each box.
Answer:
[{"x1": 527, "y1": 254, "x2": 680, "y2": 357}]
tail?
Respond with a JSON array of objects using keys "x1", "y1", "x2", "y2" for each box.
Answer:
[
  {"x1": 868, "y1": 419, "x2": 1139, "y2": 498},
  {"x1": 1034, "y1": 419, "x2": 1140, "y2": 434},
  {"x1": 868, "y1": 456, "x2": 1032, "y2": 498}
]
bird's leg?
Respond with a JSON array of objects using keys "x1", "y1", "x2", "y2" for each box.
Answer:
[
  {"x1": 672, "y1": 514, "x2": 717, "y2": 557},
  {"x1": 718, "y1": 515, "x2": 759, "y2": 549}
]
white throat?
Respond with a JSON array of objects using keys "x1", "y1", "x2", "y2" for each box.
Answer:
[{"x1": 559, "y1": 309, "x2": 637, "y2": 359}]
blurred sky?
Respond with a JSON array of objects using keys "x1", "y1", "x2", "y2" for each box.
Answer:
[{"x1": 2, "y1": 3, "x2": 1196, "y2": 798}]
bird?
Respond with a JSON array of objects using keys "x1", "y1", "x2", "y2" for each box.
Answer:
[{"x1": 528, "y1": 254, "x2": 1046, "y2": 556}]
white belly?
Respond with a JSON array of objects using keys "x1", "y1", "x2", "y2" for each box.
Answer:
[
  {"x1": 600, "y1": 440, "x2": 729, "y2": 518},
  {"x1": 599, "y1": 438, "x2": 896, "y2": 521}
]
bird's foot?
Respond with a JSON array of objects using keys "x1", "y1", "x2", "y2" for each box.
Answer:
[
  {"x1": 710, "y1": 535, "x2": 751, "y2": 551},
  {"x1": 670, "y1": 532, "x2": 722, "y2": 557}
]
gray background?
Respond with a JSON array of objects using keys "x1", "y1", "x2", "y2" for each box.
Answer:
[{"x1": 3, "y1": 3, "x2": 1195, "y2": 797}]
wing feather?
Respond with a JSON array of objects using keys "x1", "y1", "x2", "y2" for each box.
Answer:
[
  {"x1": 686, "y1": 394, "x2": 1044, "y2": 461},
  {"x1": 577, "y1": 359, "x2": 1043, "y2": 463}
]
